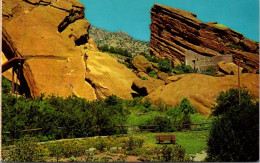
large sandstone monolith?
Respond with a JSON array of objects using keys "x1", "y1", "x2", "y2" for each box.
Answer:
[
  {"x1": 150, "y1": 4, "x2": 259, "y2": 72},
  {"x1": 2, "y1": 0, "x2": 139, "y2": 100}
]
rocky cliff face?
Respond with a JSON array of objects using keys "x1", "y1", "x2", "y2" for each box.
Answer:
[
  {"x1": 2, "y1": 0, "x2": 138, "y2": 99},
  {"x1": 150, "y1": 4, "x2": 259, "y2": 72}
]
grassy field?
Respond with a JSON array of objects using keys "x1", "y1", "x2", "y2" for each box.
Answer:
[{"x1": 129, "y1": 131, "x2": 209, "y2": 154}]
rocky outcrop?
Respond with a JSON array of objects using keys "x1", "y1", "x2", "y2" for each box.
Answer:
[
  {"x1": 2, "y1": 0, "x2": 138, "y2": 100},
  {"x1": 83, "y1": 49, "x2": 139, "y2": 100},
  {"x1": 217, "y1": 61, "x2": 243, "y2": 75},
  {"x1": 131, "y1": 77, "x2": 165, "y2": 96},
  {"x1": 146, "y1": 73, "x2": 259, "y2": 115},
  {"x1": 150, "y1": 4, "x2": 259, "y2": 72},
  {"x1": 132, "y1": 55, "x2": 153, "y2": 73}
]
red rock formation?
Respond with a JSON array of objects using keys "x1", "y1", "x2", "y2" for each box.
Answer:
[
  {"x1": 2, "y1": 0, "x2": 139, "y2": 99},
  {"x1": 150, "y1": 4, "x2": 259, "y2": 72}
]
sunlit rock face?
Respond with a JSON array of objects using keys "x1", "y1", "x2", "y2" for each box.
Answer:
[{"x1": 2, "y1": 0, "x2": 139, "y2": 100}]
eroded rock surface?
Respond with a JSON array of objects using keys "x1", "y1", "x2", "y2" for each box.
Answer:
[
  {"x1": 83, "y1": 49, "x2": 139, "y2": 100},
  {"x1": 132, "y1": 77, "x2": 165, "y2": 96},
  {"x1": 132, "y1": 55, "x2": 153, "y2": 73},
  {"x1": 150, "y1": 4, "x2": 259, "y2": 72},
  {"x1": 2, "y1": 0, "x2": 138, "y2": 100},
  {"x1": 217, "y1": 61, "x2": 243, "y2": 75}
]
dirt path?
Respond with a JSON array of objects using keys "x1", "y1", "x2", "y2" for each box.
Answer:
[{"x1": 191, "y1": 150, "x2": 207, "y2": 162}]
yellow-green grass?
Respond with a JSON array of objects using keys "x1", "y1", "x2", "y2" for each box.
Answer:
[
  {"x1": 213, "y1": 23, "x2": 228, "y2": 30},
  {"x1": 129, "y1": 131, "x2": 209, "y2": 154}
]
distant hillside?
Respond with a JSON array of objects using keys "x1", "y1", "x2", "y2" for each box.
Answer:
[{"x1": 89, "y1": 26, "x2": 149, "y2": 56}]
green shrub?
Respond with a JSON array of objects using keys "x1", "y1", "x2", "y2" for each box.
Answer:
[
  {"x1": 202, "y1": 66, "x2": 216, "y2": 76},
  {"x1": 98, "y1": 45, "x2": 132, "y2": 57},
  {"x1": 2, "y1": 95, "x2": 129, "y2": 144},
  {"x1": 62, "y1": 141, "x2": 84, "y2": 158},
  {"x1": 148, "y1": 70, "x2": 157, "y2": 78},
  {"x1": 158, "y1": 58, "x2": 172, "y2": 73},
  {"x1": 147, "y1": 115, "x2": 175, "y2": 132},
  {"x1": 229, "y1": 44, "x2": 243, "y2": 50},
  {"x1": 94, "y1": 138, "x2": 107, "y2": 152},
  {"x1": 207, "y1": 89, "x2": 259, "y2": 161},
  {"x1": 140, "y1": 52, "x2": 159, "y2": 63},
  {"x1": 173, "y1": 64, "x2": 193, "y2": 74},
  {"x1": 156, "y1": 145, "x2": 190, "y2": 162},
  {"x1": 125, "y1": 148, "x2": 152, "y2": 156},
  {"x1": 123, "y1": 136, "x2": 144, "y2": 151},
  {"x1": 140, "y1": 76, "x2": 148, "y2": 80},
  {"x1": 48, "y1": 141, "x2": 63, "y2": 162},
  {"x1": 179, "y1": 98, "x2": 197, "y2": 114},
  {"x1": 8, "y1": 136, "x2": 46, "y2": 162},
  {"x1": 2, "y1": 77, "x2": 12, "y2": 94},
  {"x1": 143, "y1": 98, "x2": 151, "y2": 108}
]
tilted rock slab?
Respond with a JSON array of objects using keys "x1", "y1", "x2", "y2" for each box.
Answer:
[
  {"x1": 146, "y1": 73, "x2": 259, "y2": 115},
  {"x1": 83, "y1": 49, "x2": 139, "y2": 100},
  {"x1": 150, "y1": 4, "x2": 259, "y2": 72},
  {"x1": 2, "y1": 0, "x2": 138, "y2": 99}
]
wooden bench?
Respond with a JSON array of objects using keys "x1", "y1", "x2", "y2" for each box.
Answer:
[{"x1": 155, "y1": 135, "x2": 176, "y2": 144}]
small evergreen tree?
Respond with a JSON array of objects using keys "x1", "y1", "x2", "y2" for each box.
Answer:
[{"x1": 207, "y1": 89, "x2": 259, "y2": 161}]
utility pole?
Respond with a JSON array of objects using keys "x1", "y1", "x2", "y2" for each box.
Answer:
[{"x1": 237, "y1": 60, "x2": 241, "y2": 105}]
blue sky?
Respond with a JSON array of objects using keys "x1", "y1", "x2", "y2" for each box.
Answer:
[{"x1": 80, "y1": 0, "x2": 259, "y2": 42}]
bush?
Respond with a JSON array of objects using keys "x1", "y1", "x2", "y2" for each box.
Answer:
[
  {"x1": 143, "y1": 98, "x2": 151, "y2": 108},
  {"x1": 98, "y1": 45, "x2": 132, "y2": 57},
  {"x1": 140, "y1": 76, "x2": 148, "y2": 80},
  {"x1": 2, "y1": 95, "x2": 129, "y2": 144},
  {"x1": 202, "y1": 66, "x2": 216, "y2": 76},
  {"x1": 125, "y1": 148, "x2": 152, "y2": 156},
  {"x1": 147, "y1": 115, "x2": 175, "y2": 132},
  {"x1": 207, "y1": 89, "x2": 259, "y2": 161},
  {"x1": 173, "y1": 64, "x2": 193, "y2": 74},
  {"x1": 147, "y1": 70, "x2": 157, "y2": 78},
  {"x1": 123, "y1": 136, "x2": 144, "y2": 151},
  {"x1": 179, "y1": 98, "x2": 197, "y2": 114},
  {"x1": 8, "y1": 136, "x2": 46, "y2": 162},
  {"x1": 2, "y1": 77, "x2": 12, "y2": 94},
  {"x1": 165, "y1": 98, "x2": 197, "y2": 131},
  {"x1": 156, "y1": 145, "x2": 190, "y2": 162},
  {"x1": 94, "y1": 138, "x2": 107, "y2": 152},
  {"x1": 158, "y1": 58, "x2": 172, "y2": 73},
  {"x1": 140, "y1": 52, "x2": 159, "y2": 63},
  {"x1": 48, "y1": 142, "x2": 63, "y2": 162}
]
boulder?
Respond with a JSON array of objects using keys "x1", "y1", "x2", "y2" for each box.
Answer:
[
  {"x1": 165, "y1": 74, "x2": 188, "y2": 84},
  {"x1": 157, "y1": 72, "x2": 169, "y2": 81},
  {"x1": 146, "y1": 73, "x2": 259, "y2": 115},
  {"x1": 131, "y1": 78, "x2": 165, "y2": 96},
  {"x1": 218, "y1": 61, "x2": 243, "y2": 75},
  {"x1": 132, "y1": 55, "x2": 153, "y2": 73},
  {"x1": 137, "y1": 72, "x2": 149, "y2": 78}
]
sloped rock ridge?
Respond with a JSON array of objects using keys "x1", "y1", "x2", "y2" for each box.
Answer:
[
  {"x1": 146, "y1": 73, "x2": 259, "y2": 115},
  {"x1": 2, "y1": 0, "x2": 139, "y2": 100},
  {"x1": 150, "y1": 4, "x2": 259, "y2": 72}
]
